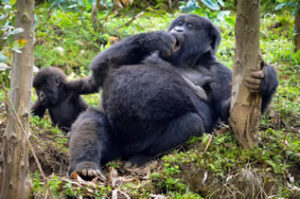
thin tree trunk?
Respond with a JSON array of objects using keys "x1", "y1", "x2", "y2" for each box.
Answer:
[
  {"x1": 295, "y1": 11, "x2": 300, "y2": 52},
  {"x1": 229, "y1": 0, "x2": 262, "y2": 148},
  {"x1": 1, "y1": 0, "x2": 35, "y2": 198}
]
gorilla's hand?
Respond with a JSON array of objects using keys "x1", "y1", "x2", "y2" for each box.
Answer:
[
  {"x1": 245, "y1": 65, "x2": 278, "y2": 95},
  {"x1": 245, "y1": 70, "x2": 264, "y2": 93},
  {"x1": 144, "y1": 31, "x2": 176, "y2": 58}
]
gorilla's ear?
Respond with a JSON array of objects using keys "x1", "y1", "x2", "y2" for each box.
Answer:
[
  {"x1": 209, "y1": 24, "x2": 221, "y2": 55},
  {"x1": 55, "y1": 77, "x2": 63, "y2": 87}
]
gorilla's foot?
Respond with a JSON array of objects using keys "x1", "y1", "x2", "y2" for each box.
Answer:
[
  {"x1": 127, "y1": 154, "x2": 154, "y2": 167},
  {"x1": 69, "y1": 161, "x2": 106, "y2": 181}
]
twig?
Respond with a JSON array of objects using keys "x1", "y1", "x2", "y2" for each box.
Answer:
[
  {"x1": 120, "y1": 11, "x2": 144, "y2": 28},
  {"x1": 203, "y1": 134, "x2": 213, "y2": 153},
  {"x1": 168, "y1": 0, "x2": 172, "y2": 10},
  {"x1": 1, "y1": 83, "x2": 54, "y2": 199},
  {"x1": 282, "y1": 131, "x2": 288, "y2": 145}
]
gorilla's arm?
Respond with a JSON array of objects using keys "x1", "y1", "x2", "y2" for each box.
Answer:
[
  {"x1": 201, "y1": 63, "x2": 278, "y2": 123},
  {"x1": 67, "y1": 31, "x2": 176, "y2": 94},
  {"x1": 31, "y1": 99, "x2": 47, "y2": 118},
  {"x1": 259, "y1": 65, "x2": 279, "y2": 112},
  {"x1": 245, "y1": 65, "x2": 279, "y2": 113}
]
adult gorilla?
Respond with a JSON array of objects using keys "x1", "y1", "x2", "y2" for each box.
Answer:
[{"x1": 68, "y1": 14, "x2": 278, "y2": 180}]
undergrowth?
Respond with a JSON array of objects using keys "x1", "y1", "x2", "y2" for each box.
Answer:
[{"x1": 0, "y1": 5, "x2": 299, "y2": 199}]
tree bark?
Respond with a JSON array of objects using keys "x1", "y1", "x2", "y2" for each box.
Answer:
[
  {"x1": 1, "y1": 0, "x2": 35, "y2": 198},
  {"x1": 229, "y1": 0, "x2": 262, "y2": 148},
  {"x1": 295, "y1": 11, "x2": 300, "y2": 52}
]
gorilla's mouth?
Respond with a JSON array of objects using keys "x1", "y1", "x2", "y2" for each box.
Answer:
[{"x1": 173, "y1": 38, "x2": 181, "y2": 52}]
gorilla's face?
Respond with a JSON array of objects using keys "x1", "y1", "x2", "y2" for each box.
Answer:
[
  {"x1": 166, "y1": 14, "x2": 221, "y2": 66},
  {"x1": 33, "y1": 68, "x2": 66, "y2": 106}
]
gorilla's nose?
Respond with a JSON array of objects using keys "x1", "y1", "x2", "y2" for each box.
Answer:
[{"x1": 173, "y1": 26, "x2": 184, "y2": 33}]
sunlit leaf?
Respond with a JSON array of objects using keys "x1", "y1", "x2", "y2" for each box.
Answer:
[
  {"x1": 7, "y1": 27, "x2": 24, "y2": 37},
  {"x1": 12, "y1": 47, "x2": 22, "y2": 53},
  {"x1": 201, "y1": 0, "x2": 220, "y2": 10},
  {"x1": 217, "y1": 10, "x2": 230, "y2": 22},
  {"x1": 179, "y1": 0, "x2": 197, "y2": 13},
  {"x1": 0, "y1": 63, "x2": 10, "y2": 71},
  {"x1": 17, "y1": 39, "x2": 28, "y2": 48},
  {"x1": 225, "y1": 17, "x2": 235, "y2": 27},
  {"x1": 217, "y1": 0, "x2": 224, "y2": 7},
  {"x1": 10, "y1": 0, "x2": 16, "y2": 6},
  {"x1": 0, "y1": 54, "x2": 8, "y2": 62},
  {"x1": 275, "y1": 3, "x2": 287, "y2": 11}
]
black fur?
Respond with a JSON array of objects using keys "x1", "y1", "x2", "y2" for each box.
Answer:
[
  {"x1": 32, "y1": 67, "x2": 88, "y2": 132},
  {"x1": 68, "y1": 14, "x2": 278, "y2": 179},
  {"x1": 69, "y1": 56, "x2": 212, "y2": 178}
]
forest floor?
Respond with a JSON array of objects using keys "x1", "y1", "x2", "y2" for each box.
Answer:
[{"x1": 0, "y1": 8, "x2": 299, "y2": 199}]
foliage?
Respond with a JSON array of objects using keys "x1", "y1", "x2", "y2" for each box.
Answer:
[
  {"x1": 0, "y1": 1, "x2": 299, "y2": 198},
  {"x1": 26, "y1": 7, "x2": 300, "y2": 198},
  {"x1": 179, "y1": 0, "x2": 234, "y2": 26},
  {"x1": 275, "y1": 0, "x2": 299, "y2": 15},
  {"x1": 0, "y1": 2, "x2": 24, "y2": 86}
]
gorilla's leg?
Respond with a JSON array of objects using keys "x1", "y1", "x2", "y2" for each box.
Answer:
[
  {"x1": 128, "y1": 112, "x2": 205, "y2": 166},
  {"x1": 68, "y1": 108, "x2": 119, "y2": 181},
  {"x1": 150, "y1": 112, "x2": 205, "y2": 154}
]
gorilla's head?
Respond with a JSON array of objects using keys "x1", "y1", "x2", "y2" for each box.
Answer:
[
  {"x1": 166, "y1": 14, "x2": 221, "y2": 67},
  {"x1": 33, "y1": 67, "x2": 67, "y2": 106}
]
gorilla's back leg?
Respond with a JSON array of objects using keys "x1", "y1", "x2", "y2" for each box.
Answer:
[
  {"x1": 68, "y1": 108, "x2": 119, "y2": 180},
  {"x1": 129, "y1": 112, "x2": 205, "y2": 165},
  {"x1": 149, "y1": 112, "x2": 204, "y2": 155}
]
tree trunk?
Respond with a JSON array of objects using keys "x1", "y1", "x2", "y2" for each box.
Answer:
[
  {"x1": 229, "y1": 0, "x2": 262, "y2": 148},
  {"x1": 1, "y1": 0, "x2": 35, "y2": 198},
  {"x1": 295, "y1": 11, "x2": 300, "y2": 52}
]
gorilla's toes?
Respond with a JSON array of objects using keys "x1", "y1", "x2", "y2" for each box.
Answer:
[{"x1": 70, "y1": 168, "x2": 106, "y2": 181}]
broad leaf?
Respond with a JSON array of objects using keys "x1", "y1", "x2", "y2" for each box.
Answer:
[
  {"x1": 0, "y1": 63, "x2": 9, "y2": 71},
  {"x1": 8, "y1": 27, "x2": 24, "y2": 37},
  {"x1": 275, "y1": 3, "x2": 287, "y2": 11},
  {"x1": 179, "y1": 0, "x2": 197, "y2": 13},
  {"x1": 201, "y1": 0, "x2": 220, "y2": 10},
  {"x1": 0, "y1": 54, "x2": 8, "y2": 62}
]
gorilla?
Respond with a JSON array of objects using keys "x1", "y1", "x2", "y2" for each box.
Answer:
[
  {"x1": 32, "y1": 67, "x2": 88, "y2": 132},
  {"x1": 68, "y1": 14, "x2": 278, "y2": 180}
]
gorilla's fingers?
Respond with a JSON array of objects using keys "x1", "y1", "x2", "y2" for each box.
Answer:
[
  {"x1": 96, "y1": 169, "x2": 107, "y2": 181},
  {"x1": 250, "y1": 70, "x2": 264, "y2": 79},
  {"x1": 245, "y1": 82, "x2": 260, "y2": 92},
  {"x1": 198, "y1": 76, "x2": 213, "y2": 86},
  {"x1": 245, "y1": 77, "x2": 261, "y2": 86},
  {"x1": 72, "y1": 168, "x2": 106, "y2": 181},
  {"x1": 182, "y1": 75, "x2": 208, "y2": 101},
  {"x1": 87, "y1": 168, "x2": 95, "y2": 177},
  {"x1": 81, "y1": 168, "x2": 87, "y2": 176}
]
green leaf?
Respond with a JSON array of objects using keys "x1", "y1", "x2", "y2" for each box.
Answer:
[
  {"x1": 275, "y1": 3, "x2": 287, "y2": 11},
  {"x1": 179, "y1": 0, "x2": 197, "y2": 13},
  {"x1": 0, "y1": 54, "x2": 8, "y2": 62},
  {"x1": 7, "y1": 27, "x2": 23, "y2": 37},
  {"x1": 217, "y1": 0, "x2": 224, "y2": 7},
  {"x1": 225, "y1": 16, "x2": 235, "y2": 27},
  {"x1": 217, "y1": 10, "x2": 230, "y2": 22},
  {"x1": 10, "y1": 0, "x2": 16, "y2": 6},
  {"x1": 201, "y1": 0, "x2": 220, "y2": 10},
  {"x1": 12, "y1": 47, "x2": 22, "y2": 53},
  {"x1": 0, "y1": 63, "x2": 9, "y2": 71}
]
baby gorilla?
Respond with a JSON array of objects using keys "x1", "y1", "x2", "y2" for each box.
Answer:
[{"x1": 32, "y1": 67, "x2": 88, "y2": 132}]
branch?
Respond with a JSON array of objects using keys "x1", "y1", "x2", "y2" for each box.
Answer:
[
  {"x1": 0, "y1": 82, "x2": 54, "y2": 199},
  {"x1": 119, "y1": 11, "x2": 144, "y2": 28}
]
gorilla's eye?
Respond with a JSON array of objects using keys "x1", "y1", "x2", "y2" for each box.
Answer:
[
  {"x1": 177, "y1": 20, "x2": 184, "y2": 26},
  {"x1": 187, "y1": 24, "x2": 193, "y2": 30}
]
